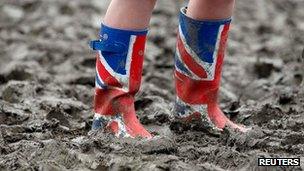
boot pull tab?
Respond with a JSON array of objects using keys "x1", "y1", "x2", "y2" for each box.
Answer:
[{"x1": 89, "y1": 39, "x2": 127, "y2": 54}]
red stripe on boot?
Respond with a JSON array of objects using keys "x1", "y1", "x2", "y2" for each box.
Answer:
[
  {"x1": 213, "y1": 24, "x2": 230, "y2": 83},
  {"x1": 177, "y1": 35, "x2": 208, "y2": 79},
  {"x1": 129, "y1": 35, "x2": 146, "y2": 94}
]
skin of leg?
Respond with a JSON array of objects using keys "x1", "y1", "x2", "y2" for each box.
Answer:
[
  {"x1": 187, "y1": 0, "x2": 235, "y2": 20},
  {"x1": 104, "y1": 0, "x2": 157, "y2": 30}
]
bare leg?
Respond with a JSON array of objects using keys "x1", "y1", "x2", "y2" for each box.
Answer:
[
  {"x1": 187, "y1": 0, "x2": 235, "y2": 20},
  {"x1": 104, "y1": 0, "x2": 157, "y2": 30}
]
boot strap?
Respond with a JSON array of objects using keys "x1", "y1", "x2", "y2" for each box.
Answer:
[{"x1": 89, "y1": 40, "x2": 127, "y2": 54}]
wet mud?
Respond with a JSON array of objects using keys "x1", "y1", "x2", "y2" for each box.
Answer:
[{"x1": 0, "y1": 0, "x2": 304, "y2": 170}]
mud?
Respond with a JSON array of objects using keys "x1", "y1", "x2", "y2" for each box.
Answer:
[{"x1": 0, "y1": 0, "x2": 304, "y2": 170}]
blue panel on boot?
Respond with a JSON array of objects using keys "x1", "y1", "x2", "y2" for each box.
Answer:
[
  {"x1": 179, "y1": 7, "x2": 231, "y2": 64},
  {"x1": 90, "y1": 24, "x2": 148, "y2": 75}
]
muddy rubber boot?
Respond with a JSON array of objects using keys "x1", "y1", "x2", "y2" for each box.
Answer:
[
  {"x1": 89, "y1": 24, "x2": 152, "y2": 138},
  {"x1": 174, "y1": 7, "x2": 247, "y2": 133}
]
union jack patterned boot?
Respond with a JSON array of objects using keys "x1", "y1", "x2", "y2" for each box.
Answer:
[
  {"x1": 89, "y1": 24, "x2": 152, "y2": 138},
  {"x1": 174, "y1": 7, "x2": 247, "y2": 133}
]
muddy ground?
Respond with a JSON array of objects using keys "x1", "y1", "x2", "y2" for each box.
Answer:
[{"x1": 0, "y1": 0, "x2": 304, "y2": 170}]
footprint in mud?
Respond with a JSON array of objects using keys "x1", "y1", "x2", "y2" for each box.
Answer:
[
  {"x1": 0, "y1": 105, "x2": 29, "y2": 125},
  {"x1": 2, "y1": 81, "x2": 36, "y2": 103},
  {"x1": 253, "y1": 61, "x2": 275, "y2": 78},
  {"x1": 5, "y1": 67, "x2": 32, "y2": 82},
  {"x1": 46, "y1": 108, "x2": 71, "y2": 127},
  {"x1": 40, "y1": 98, "x2": 89, "y2": 132},
  {"x1": 249, "y1": 104, "x2": 284, "y2": 127},
  {"x1": 0, "y1": 62, "x2": 42, "y2": 83}
]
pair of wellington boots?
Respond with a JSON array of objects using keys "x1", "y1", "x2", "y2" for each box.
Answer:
[{"x1": 89, "y1": 7, "x2": 247, "y2": 138}]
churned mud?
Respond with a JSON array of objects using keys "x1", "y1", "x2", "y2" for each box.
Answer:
[{"x1": 0, "y1": 0, "x2": 304, "y2": 170}]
